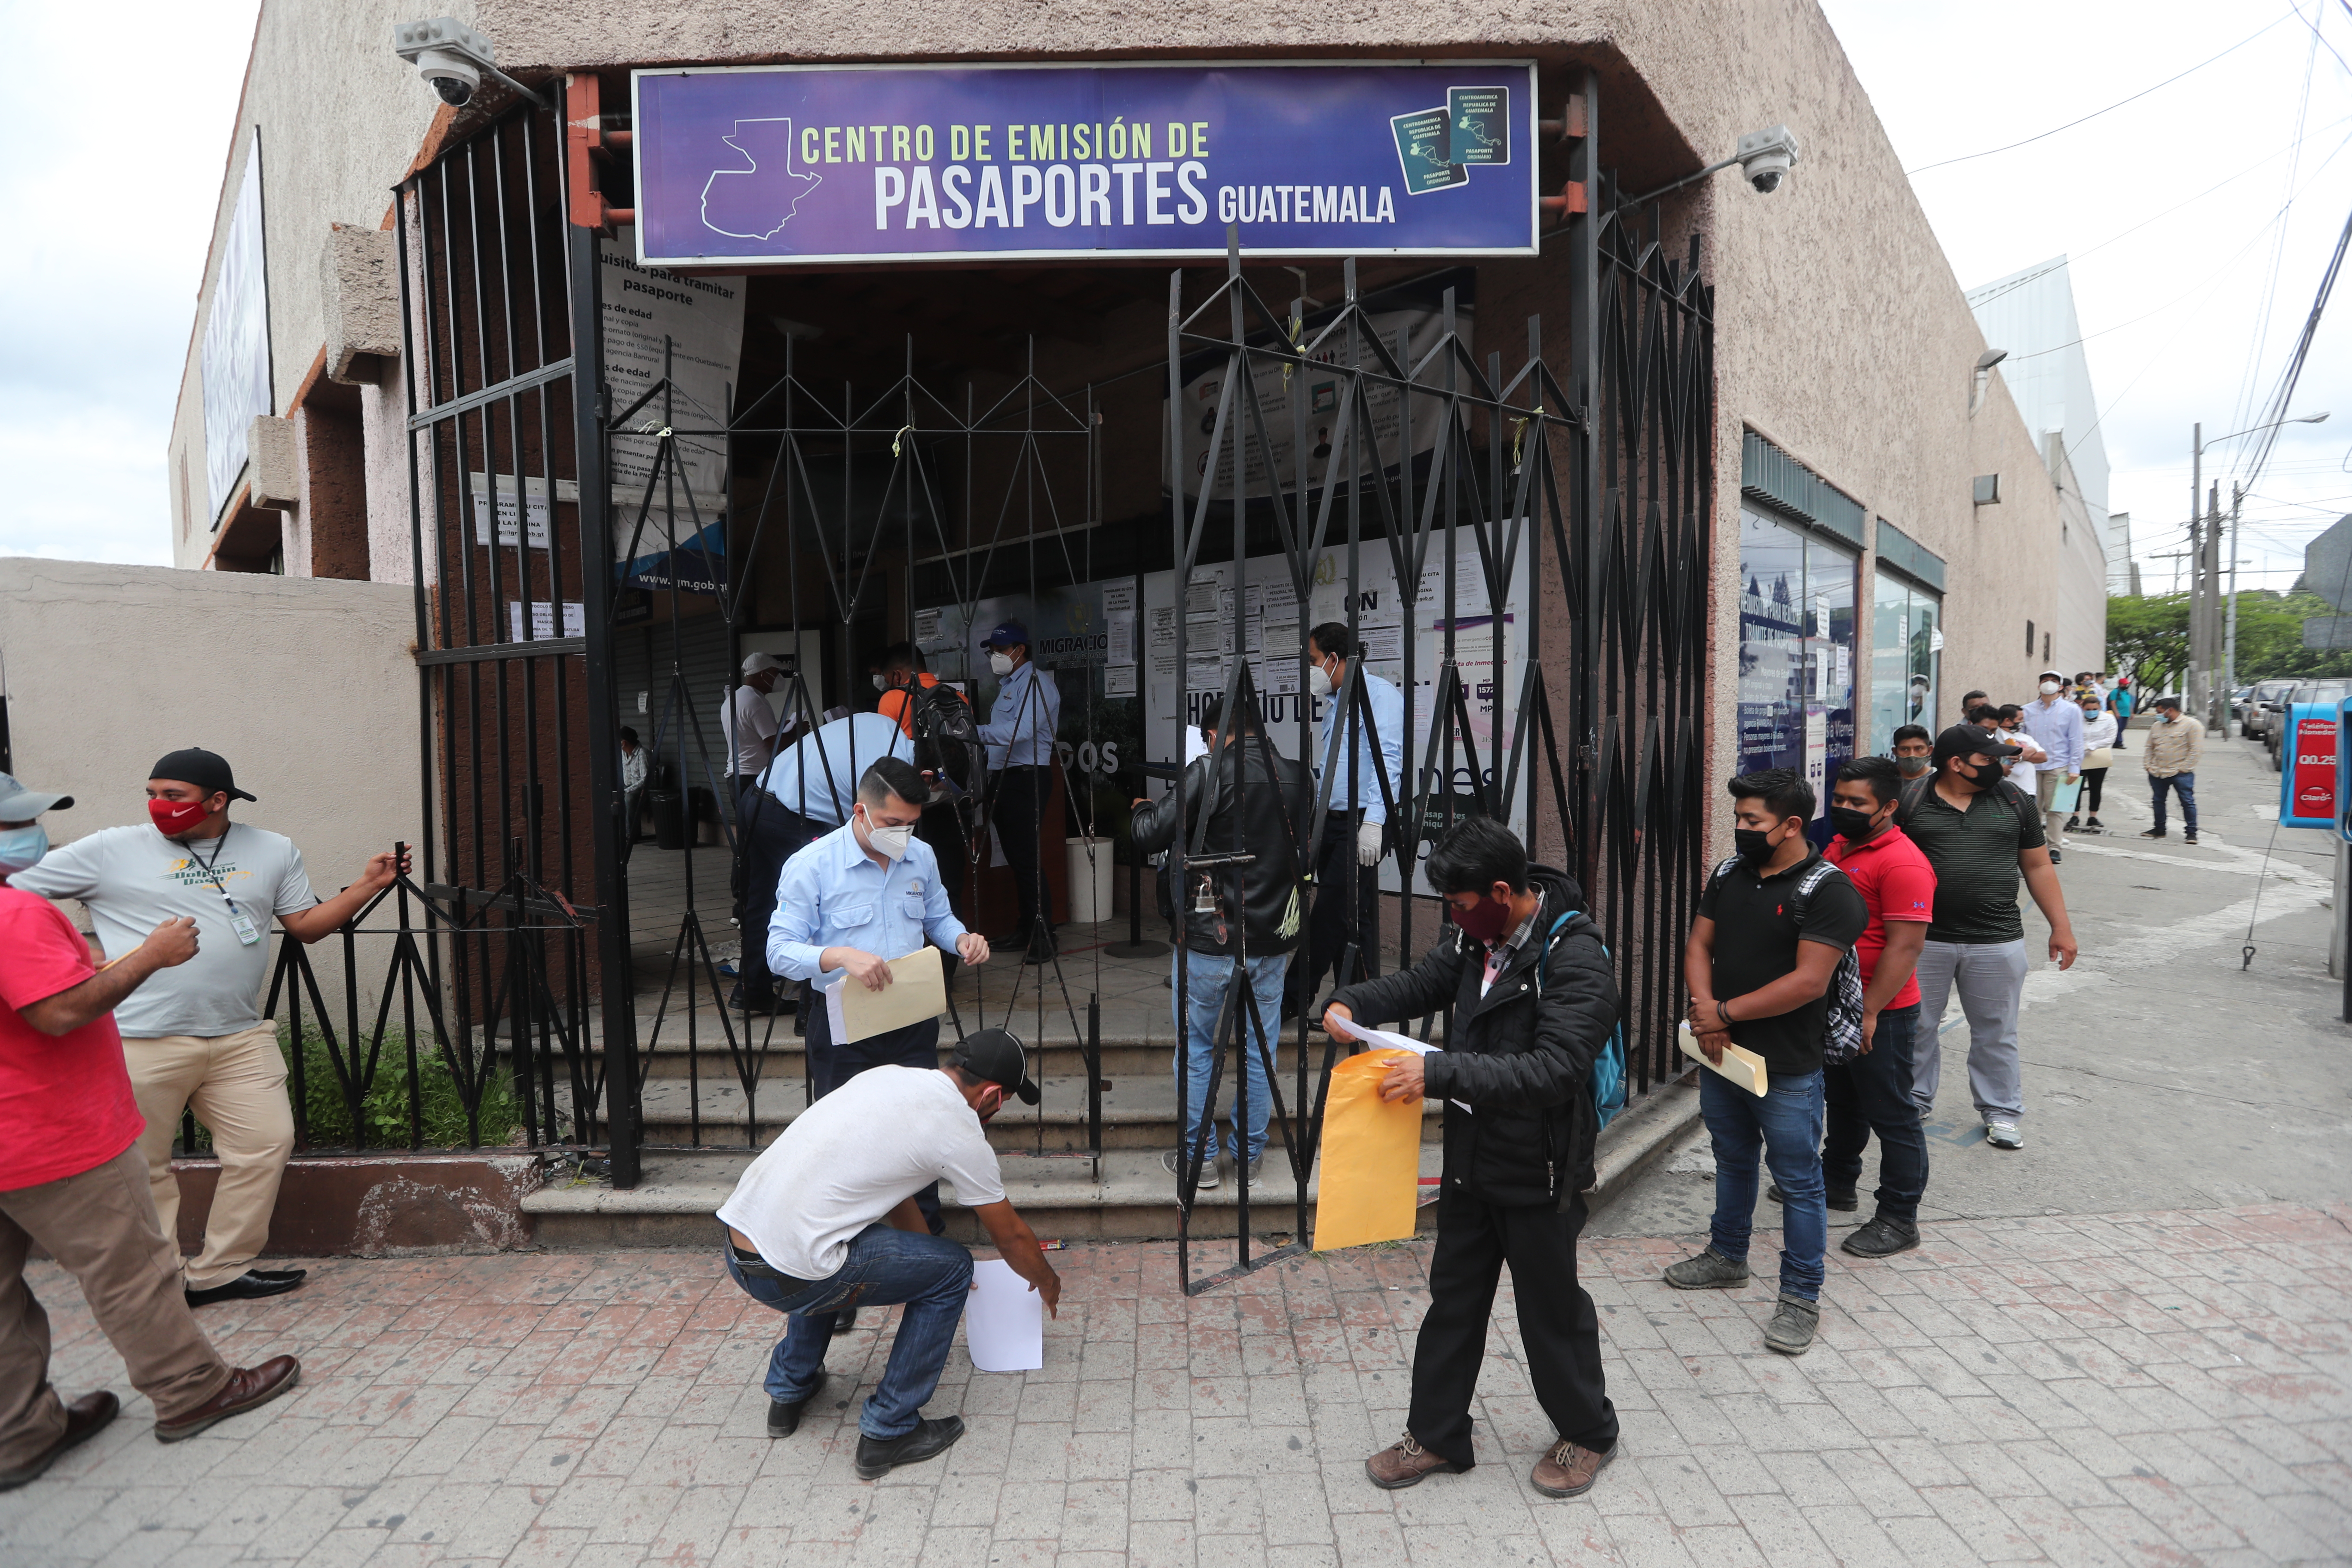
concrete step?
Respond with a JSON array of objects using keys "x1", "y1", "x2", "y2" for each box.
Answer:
[
  {"x1": 628, "y1": 1071, "x2": 1443, "y2": 1153},
  {"x1": 523, "y1": 1145, "x2": 1445, "y2": 1247}
]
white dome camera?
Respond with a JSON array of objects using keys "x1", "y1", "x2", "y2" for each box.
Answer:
[
  {"x1": 393, "y1": 18, "x2": 497, "y2": 109},
  {"x1": 1735, "y1": 125, "x2": 1799, "y2": 194}
]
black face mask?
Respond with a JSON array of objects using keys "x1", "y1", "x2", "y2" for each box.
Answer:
[
  {"x1": 1733, "y1": 827, "x2": 1777, "y2": 865},
  {"x1": 1828, "y1": 805, "x2": 1880, "y2": 841}
]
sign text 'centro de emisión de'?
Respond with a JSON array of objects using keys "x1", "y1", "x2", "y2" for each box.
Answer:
[{"x1": 629, "y1": 62, "x2": 1539, "y2": 267}]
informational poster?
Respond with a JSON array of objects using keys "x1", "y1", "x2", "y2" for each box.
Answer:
[
  {"x1": 469, "y1": 472, "x2": 571, "y2": 550},
  {"x1": 600, "y1": 232, "x2": 746, "y2": 573},
  {"x1": 506, "y1": 601, "x2": 586, "y2": 641},
  {"x1": 1169, "y1": 302, "x2": 1471, "y2": 500},
  {"x1": 631, "y1": 62, "x2": 1539, "y2": 267},
  {"x1": 1139, "y1": 529, "x2": 1532, "y2": 896},
  {"x1": 1804, "y1": 706, "x2": 1828, "y2": 802},
  {"x1": 202, "y1": 133, "x2": 273, "y2": 522}
]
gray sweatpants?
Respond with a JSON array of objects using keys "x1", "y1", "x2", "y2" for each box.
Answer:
[{"x1": 1910, "y1": 938, "x2": 2028, "y2": 1124}]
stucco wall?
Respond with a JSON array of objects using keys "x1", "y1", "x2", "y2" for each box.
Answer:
[{"x1": 0, "y1": 559, "x2": 426, "y2": 1015}]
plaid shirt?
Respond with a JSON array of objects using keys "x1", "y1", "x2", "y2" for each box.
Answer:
[{"x1": 1481, "y1": 888, "x2": 1547, "y2": 996}]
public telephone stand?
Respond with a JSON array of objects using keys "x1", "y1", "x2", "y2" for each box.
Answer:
[{"x1": 2281, "y1": 698, "x2": 2352, "y2": 1018}]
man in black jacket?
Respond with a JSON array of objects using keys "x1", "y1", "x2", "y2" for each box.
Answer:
[
  {"x1": 1323, "y1": 817, "x2": 1620, "y2": 1501},
  {"x1": 1129, "y1": 696, "x2": 1311, "y2": 1191}
]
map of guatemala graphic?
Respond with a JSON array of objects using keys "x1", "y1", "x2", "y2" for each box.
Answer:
[{"x1": 699, "y1": 118, "x2": 823, "y2": 240}]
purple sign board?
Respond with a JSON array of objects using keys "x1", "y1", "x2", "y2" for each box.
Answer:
[{"x1": 630, "y1": 61, "x2": 1540, "y2": 268}]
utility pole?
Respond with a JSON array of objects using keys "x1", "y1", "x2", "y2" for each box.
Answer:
[
  {"x1": 2223, "y1": 481, "x2": 2244, "y2": 707},
  {"x1": 2204, "y1": 483, "x2": 2225, "y2": 729},
  {"x1": 2188, "y1": 422, "x2": 2205, "y2": 715}
]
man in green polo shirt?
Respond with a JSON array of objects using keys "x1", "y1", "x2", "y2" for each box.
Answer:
[{"x1": 1895, "y1": 725, "x2": 2078, "y2": 1150}]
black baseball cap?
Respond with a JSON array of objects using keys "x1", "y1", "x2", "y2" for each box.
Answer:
[
  {"x1": 149, "y1": 748, "x2": 257, "y2": 803},
  {"x1": 1931, "y1": 723, "x2": 2022, "y2": 767},
  {"x1": 950, "y1": 1027, "x2": 1040, "y2": 1104}
]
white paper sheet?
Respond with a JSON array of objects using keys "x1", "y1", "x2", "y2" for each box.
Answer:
[
  {"x1": 1323, "y1": 1014, "x2": 1470, "y2": 1113},
  {"x1": 964, "y1": 1258, "x2": 1044, "y2": 1372}
]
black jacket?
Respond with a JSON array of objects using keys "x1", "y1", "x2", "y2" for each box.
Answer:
[
  {"x1": 1129, "y1": 737, "x2": 1312, "y2": 956},
  {"x1": 1326, "y1": 864, "x2": 1617, "y2": 1207}
]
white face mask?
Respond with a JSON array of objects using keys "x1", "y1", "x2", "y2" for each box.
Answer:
[
  {"x1": 2040, "y1": 681, "x2": 2061, "y2": 696},
  {"x1": 1307, "y1": 663, "x2": 1335, "y2": 699},
  {"x1": 860, "y1": 810, "x2": 915, "y2": 861},
  {"x1": 872, "y1": 673, "x2": 888, "y2": 693},
  {"x1": 989, "y1": 651, "x2": 1014, "y2": 676}
]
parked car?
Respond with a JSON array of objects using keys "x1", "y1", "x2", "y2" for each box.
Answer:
[
  {"x1": 2265, "y1": 679, "x2": 2352, "y2": 772},
  {"x1": 2245, "y1": 678, "x2": 2303, "y2": 742}
]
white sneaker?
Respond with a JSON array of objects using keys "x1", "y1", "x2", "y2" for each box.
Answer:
[{"x1": 1985, "y1": 1120, "x2": 2024, "y2": 1150}]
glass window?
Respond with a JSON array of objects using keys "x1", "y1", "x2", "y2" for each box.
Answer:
[
  {"x1": 1737, "y1": 508, "x2": 1859, "y2": 818},
  {"x1": 1868, "y1": 570, "x2": 1942, "y2": 753}
]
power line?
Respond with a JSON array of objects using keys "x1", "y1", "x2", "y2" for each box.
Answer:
[
  {"x1": 1906, "y1": 11, "x2": 2297, "y2": 176},
  {"x1": 2232, "y1": 202, "x2": 2352, "y2": 498}
]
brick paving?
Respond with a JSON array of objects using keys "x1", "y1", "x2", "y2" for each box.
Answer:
[{"x1": 5, "y1": 1202, "x2": 2349, "y2": 1567}]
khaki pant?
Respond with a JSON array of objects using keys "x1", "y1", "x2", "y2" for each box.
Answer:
[
  {"x1": 125, "y1": 1025, "x2": 294, "y2": 1289},
  {"x1": 0, "y1": 1145, "x2": 230, "y2": 1467},
  {"x1": 2034, "y1": 768, "x2": 2070, "y2": 851}
]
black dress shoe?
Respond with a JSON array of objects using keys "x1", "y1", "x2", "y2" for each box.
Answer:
[
  {"x1": 185, "y1": 1271, "x2": 306, "y2": 1307},
  {"x1": 0, "y1": 1391, "x2": 118, "y2": 1491},
  {"x1": 830, "y1": 1305, "x2": 860, "y2": 1337},
  {"x1": 1766, "y1": 1183, "x2": 1858, "y2": 1212},
  {"x1": 854, "y1": 1415, "x2": 965, "y2": 1479},
  {"x1": 767, "y1": 1371, "x2": 828, "y2": 1437}
]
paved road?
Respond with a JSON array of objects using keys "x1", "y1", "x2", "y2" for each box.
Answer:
[{"x1": 4, "y1": 729, "x2": 2348, "y2": 1567}]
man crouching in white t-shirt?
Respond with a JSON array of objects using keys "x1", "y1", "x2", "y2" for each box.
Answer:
[{"x1": 717, "y1": 1026, "x2": 1062, "y2": 1479}]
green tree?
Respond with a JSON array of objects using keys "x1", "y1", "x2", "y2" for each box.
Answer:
[
  {"x1": 2105, "y1": 593, "x2": 2187, "y2": 694},
  {"x1": 2104, "y1": 589, "x2": 2352, "y2": 693}
]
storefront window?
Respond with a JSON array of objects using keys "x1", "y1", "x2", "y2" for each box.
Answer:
[
  {"x1": 1868, "y1": 571, "x2": 1941, "y2": 753},
  {"x1": 1737, "y1": 508, "x2": 1858, "y2": 814}
]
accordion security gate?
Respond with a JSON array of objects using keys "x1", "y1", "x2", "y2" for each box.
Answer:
[{"x1": 336, "y1": 80, "x2": 1712, "y2": 1288}]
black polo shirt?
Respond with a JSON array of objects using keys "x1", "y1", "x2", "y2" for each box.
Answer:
[
  {"x1": 1896, "y1": 778, "x2": 2046, "y2": 944},
  {"x1": 1697, "y1": 850, "x2": 1869, "y2": 1077}
]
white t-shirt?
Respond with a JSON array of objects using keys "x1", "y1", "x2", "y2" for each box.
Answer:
[
  {"x1": 721, "y1": 685, "x2": 780, "y2": 777},
  {"x1": 716, "y1": 1066, "x2": 1006, "y2": 1279},
  {"x1": 13, "y1": 822, "x2": 319, "y2": 1039}
]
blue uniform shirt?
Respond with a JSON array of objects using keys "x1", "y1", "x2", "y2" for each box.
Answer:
[
  {"x1": 766, "y1": 820, "x2": 968, "y2": 983},
  {"x1": 755, "y1": 713, "x2": 912, "y2": 826},
  {"x1": 978, "y1": 661, "x2": 1061, "y2": 770},
  {"x1": 1317, "y1": 670, "x2": 1407, "y2": 825}
]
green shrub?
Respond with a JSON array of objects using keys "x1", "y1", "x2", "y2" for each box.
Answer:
[{"x1": 181, "y1": 1027, "x2": 525, "y2": 1152}]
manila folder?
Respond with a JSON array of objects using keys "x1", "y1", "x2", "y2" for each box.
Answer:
[
  {"x1": 1311, "y1": 1048, "x2": 1423, "y2": 1251},
  {"x1": 824, "y1": 946, "x2": 948, "y2": 1044},
  {"x1": 1678, "y1": 1023, "x2": 1768, "y2": 1096}
]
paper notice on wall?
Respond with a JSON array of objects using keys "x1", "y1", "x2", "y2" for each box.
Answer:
[
  {"x1": 600, "y1": 232, "x2": 746, "y2": 559},
  {"x1": 1148, "y1": 605, "x2": 1177, "y2": 652},
  {"x1": 1833, "y1": 644, "x2": 1851, "y2": 698},
  {"x1": 1106, "y1": 613, "x2": 1136, "y2": 666},
  {"x1": 1358, "y1": 624, "x2": 1406, "y2": 665},
  {"x1": 1804, "y1": 705, "x2": 1828, "y2": 799},
  {"x1": 507, "y1": 601, "x2": 586, "y2": 641},
  {"x1": 1104, "y1": 664, "x2": 1138, "y2": 697},
  {"x1": 469, "y1": 475, "x2": 570, "y2": 550},
  {"x1": 914, "y1": 607, "x2": 945, "y2": 646},
  {"x1": 1102, "y1": 581, "x2": 1137, "y2": 616}
]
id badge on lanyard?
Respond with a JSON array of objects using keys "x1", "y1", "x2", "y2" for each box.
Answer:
[{"x1": 188, "y1": 829, "x2": 263, "y2": 946}]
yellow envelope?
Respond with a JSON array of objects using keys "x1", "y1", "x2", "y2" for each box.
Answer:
[{"x1": 1311, "y1": 1048, "x2": 1424, "y2": 1251}]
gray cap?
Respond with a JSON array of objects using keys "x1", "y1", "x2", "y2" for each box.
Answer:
[{"x1": 0, "y1": 772, "x2": 73, "y2": 822}]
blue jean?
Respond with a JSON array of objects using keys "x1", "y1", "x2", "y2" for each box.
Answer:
[
  {"x1": 1822, "y1": 1004, "x2": 1929, "y2": 1225},
  {"x1": 723, "y1": 1223, "x2": 973, "y2": 1440},
  {"x1": 2150, "y1": 771, "x2": 2197, "y2": 835},
  {"x1": 1700, "y1": 1068, "x2": 1828, "y2": 1301},
  {"x1": 1171, "y1": 950, "x2": 1287, "y2": 1164}
]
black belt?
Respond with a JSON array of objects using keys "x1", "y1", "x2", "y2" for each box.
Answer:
[{"x1": 727, "y1": 1240, "x2": 817, "y2": 1289}]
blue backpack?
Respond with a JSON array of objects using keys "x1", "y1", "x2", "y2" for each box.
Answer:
[{"x1": 1533, "y1": 910, "x2": 1629, "y2": 1130}]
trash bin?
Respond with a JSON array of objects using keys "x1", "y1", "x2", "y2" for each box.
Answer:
[
  {"x1": 650, "y1": 789, "x2": 686, "y2": 850},
  {"x1": 1066, "y1": 836, "x2": 1114, "y2": 923},
  {"x1": 688, "y1": 787, "x2": 720, "y2": 846}
]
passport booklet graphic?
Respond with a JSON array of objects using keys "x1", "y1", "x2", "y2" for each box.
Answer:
[{"x1": 1391, "y1": 85, "x2": 1511, "y2": 195}]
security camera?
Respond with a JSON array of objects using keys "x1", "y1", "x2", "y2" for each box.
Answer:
[
  {"x1": 1735, "y1": 125, "x2": 1799, "y2": 194},
  {"x1": 393, "y1": 18, "x2": 497, "y2": 108}
]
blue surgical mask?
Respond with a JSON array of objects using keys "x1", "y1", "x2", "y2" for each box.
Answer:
[{"x1": 0, "y1": 823, "x2": 49, "y2": 876}]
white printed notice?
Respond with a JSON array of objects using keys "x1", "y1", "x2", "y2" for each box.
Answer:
[
  {"x1": 507, "y1": 601, "x2": 585, "y2": 641},
  {"x1": 964, "y1": 1259, "x2": 1044, "y2": 1372},
  {"x1": 600, "y1": 232, "x2": 746, "y2": 560}
]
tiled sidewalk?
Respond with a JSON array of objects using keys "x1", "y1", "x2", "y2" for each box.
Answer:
[{"x1": 5, "y1": 1203, "x2": 2349, "y2": 1567}]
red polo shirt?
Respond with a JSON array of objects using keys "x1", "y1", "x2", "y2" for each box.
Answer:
[{"x1": 1823, "y1": 824, "x2": 1936, "y2": 1010}]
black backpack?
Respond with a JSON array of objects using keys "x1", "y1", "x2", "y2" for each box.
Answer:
[
  {"x1": 1707, "y1": 853, "x2": 1865, "y2": 1067},
  {"x1": 906, "y1": 682, "x2": 985, "y2": 815}
]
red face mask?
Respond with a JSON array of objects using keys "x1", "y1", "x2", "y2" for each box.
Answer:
[
  {"x1": 1450, "y1": 891, "x2": 1514, "y2": 944},
  {"x1": 148, "y1": 797, "x2": 211, "y2": 837}
]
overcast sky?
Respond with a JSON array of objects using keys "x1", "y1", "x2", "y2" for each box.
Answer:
[{"x1": 2, "y1": 1, "x2": 2348, "y2": 599}]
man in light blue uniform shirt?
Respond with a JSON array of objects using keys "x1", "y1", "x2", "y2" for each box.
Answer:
[
  {"x1": 2018, "y1": 669, "x2": 2086, "y2": 861},
  {"x1": 730, "y1": 713, "x2": 914, "y2": 1016},
  {"x1": 975, "y1": 621, "x2": 1063, "y2": 964},
  {"x1": 769, "y1": 757, "x2": 992, "y2": 1237},
  {"x1": 1297, "y1": 622, "x2": 1407, "y2": 1014}
]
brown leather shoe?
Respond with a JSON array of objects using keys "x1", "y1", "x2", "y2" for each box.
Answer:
[
  {"x1": 1531, "y1": 1437, "x2": 1617, "y2": 1498},
  {"x1": 0, "y1": 1391, "x2": 119, "y2": 1491},
  {"x1": 153, "y1": 1356, "x2": 300, "y2": 1443},
  {"x1": 1364, "y1": 1432, "x2": 1462, "y2": 1489}
]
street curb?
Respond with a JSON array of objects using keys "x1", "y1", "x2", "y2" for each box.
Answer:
[{"x1": 1587, "y1": 1075, "x2": 1701, "y2": 1211}]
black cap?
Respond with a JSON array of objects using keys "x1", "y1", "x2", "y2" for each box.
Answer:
[
  {"x1": 950, "y1": 1027, "x2": 1040, "y2": 1104},
  {"x1": 1930, "y1": 723, "x2": 2022, "y2": 767},
  {"x1": 148, "y1": 748, "x2": 256, "y2": 803}
]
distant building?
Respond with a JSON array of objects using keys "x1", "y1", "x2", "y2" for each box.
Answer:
[{"x1": 1968, "y1": 255, "x2": 2111, "y2": 667}]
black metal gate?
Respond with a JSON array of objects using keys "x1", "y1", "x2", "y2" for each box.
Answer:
[{"x1": 357, "y1": 74, "x2": 1714, "y2": 1287}]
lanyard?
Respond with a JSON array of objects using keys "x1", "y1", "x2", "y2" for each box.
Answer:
[{"x1": 182, "y1": 826, "x2": 263, "y2": 946}]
